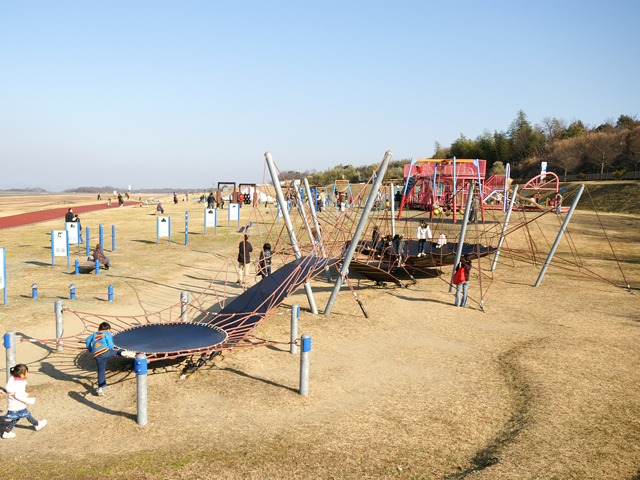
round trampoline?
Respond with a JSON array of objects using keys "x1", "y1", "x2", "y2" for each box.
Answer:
[{"x1": 113, "y1": 323, "x2": 227, "y2": 355}]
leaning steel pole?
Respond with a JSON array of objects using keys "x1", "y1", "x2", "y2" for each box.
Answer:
[
  {"x1": 304, "y1": 177, "x2": 332, "y2": 282},
  {"x1": 265, "y1": 152, "x2": 318, "y2": 314},
  {"x1": 491, "y1": 185, "x2": 518, "y2": 272},
  {"x1": 324, "y1": 151, "x2": 393, "y2": 316},
  {"x1": 534, "y1": 184, "x2": 585, "y2": 287},
  {"x1": 449, "y1": 181, "x2": 475, "y2": 292}
]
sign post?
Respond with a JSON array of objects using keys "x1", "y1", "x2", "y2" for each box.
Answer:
[
  {"x1": 51, "y1": 230, "x2": 70, "y2": 267},
  {"x1": 156, "y1": 217, "x2": 171, "y2": 245},
  {"x1": 0, "y1": 247, "x2": 6, "y2": 305},
  {"x1": 204, "y1": 208, "x2": 217, "y2": 235}
]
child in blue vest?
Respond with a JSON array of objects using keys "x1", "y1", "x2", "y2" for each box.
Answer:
[{"x1": 86, "y1": 322, "x2": 135, "y2": 396}]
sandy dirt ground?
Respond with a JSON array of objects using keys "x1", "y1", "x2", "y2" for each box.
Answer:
[{"x1": 0, "y1": 194, "x2": 639, "y2": 479}]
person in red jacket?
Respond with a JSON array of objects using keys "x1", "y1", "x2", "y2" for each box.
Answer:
[{"x1": 454, "y1": 255, "x2": 472, "y2": 307}]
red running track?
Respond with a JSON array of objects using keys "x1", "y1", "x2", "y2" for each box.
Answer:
[{"x1": 0, "y1": 202, "x2": 141, "y2": 230}]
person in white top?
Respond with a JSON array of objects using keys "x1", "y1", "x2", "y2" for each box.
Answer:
[
  {"x1": 3, "y1": 364, "x2": 47, "y2": 439},
  {"x1": 416, "y1": 220, "x2": 433, "y2": 256}
]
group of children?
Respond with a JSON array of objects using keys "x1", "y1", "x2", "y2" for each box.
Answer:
[{"x1": 2, "y1": 322, "x2": 134, "y2": 439}]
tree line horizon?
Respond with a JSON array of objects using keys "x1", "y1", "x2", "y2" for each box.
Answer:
[{"x1": 279, "y1": 110, "x2": 640, "y2": 185}]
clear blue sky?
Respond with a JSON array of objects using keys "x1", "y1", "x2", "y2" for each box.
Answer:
[{"x1": 1, "y1": 0, "x2": 638, "y2": 191}]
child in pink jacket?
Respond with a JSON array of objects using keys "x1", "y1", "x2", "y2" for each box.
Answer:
[{"x1": 2, "y1": 364, "x2": 47, "y2": 439}]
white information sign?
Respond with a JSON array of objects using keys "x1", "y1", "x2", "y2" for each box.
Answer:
[
  {"x1": 157, "y1": 217, "x2": 170, "y2": 237},
  {"x1": 228, "y1": 204, "x2": 240, "y2": 226},
  {"x1": 53, "y1": 230, "x2": 68, "y2": 256},
  {"x1": 205, "y1": 208, "x2": 217, "y2": 227},
  {"x1": 541, "y1": 161, "x2": 547, "y2": 181},
  {"x1": 66, "y1": 222, "x2": 79, "y2": 244},
  {"x1": 0, "y1": 247, "x2": 5, "y2": 289}
]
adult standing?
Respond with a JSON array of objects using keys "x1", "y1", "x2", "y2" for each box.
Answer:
[
  {"x1": 454, "y1": 255, "x2": 472, "y2": 307},
  {"x1": 117, "y1": 193, "x2": 124, "y2": 207},
  {"x1": 207, "y1": 192, "x2": 215, "y2": 209},
  {"x1": 236, "y1": 234, "x2": 253, "y2": 287}
]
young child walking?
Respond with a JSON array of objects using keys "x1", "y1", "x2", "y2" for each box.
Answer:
[
  {"x1": 86, "y1": 322, "x2": 135, "y2": 396},
  {"x1": 3, "y1": 364, "x2": 47, "y2": 439}
]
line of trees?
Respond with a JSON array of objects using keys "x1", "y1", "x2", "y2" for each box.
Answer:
[
  {"x1": 437, "y1": 110, "x2": 640, "y2": 181},
  {"x1": 275, "y1": 110, "x2": 640, "y2": 186}
]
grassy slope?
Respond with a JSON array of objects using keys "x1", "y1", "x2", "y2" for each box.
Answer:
[{"x1": 558, "y1": 181, "x2": 640, "y2": 215}]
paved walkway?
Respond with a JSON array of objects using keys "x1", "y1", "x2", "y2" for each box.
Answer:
[{"x1": 0, "y1": 202, "x2": 140, "y2": 229}]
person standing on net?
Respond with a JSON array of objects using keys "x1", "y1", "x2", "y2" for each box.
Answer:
[
  {"x1": 454, "y1": 255, "x2": 472, "y2": 307},
  {"x1": 416, "y1": 220, "x2": 432, "y2": 257}
]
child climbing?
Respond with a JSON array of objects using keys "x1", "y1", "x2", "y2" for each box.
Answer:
[
  {"x1": 85, "y1": 322, "x2": 135, "y2": 396},
  {"x1": 258, "y1": 243, "x2": 273, "y2": 278},
  {"x1": 3, "y1": 364, "x2": 47, "y2": 439}
]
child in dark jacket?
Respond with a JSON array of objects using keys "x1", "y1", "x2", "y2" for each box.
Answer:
[{"x1": 258, "y1": 243, "x2": 273, "y2": 278}]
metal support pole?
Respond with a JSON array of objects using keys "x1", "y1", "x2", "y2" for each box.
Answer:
[
  {"x1": 135, "y1": 354, "x2": 148, "y2": 426},
  {"x1": 95, "y1": 259, "x2": 100, "y2": 275},
  {"x1": 99, "y1": 224, "x2": 104, "y2": 248},
  {"x1": 491, "y1": 185, "x2": 518, "y2": 272},
  {"x1": 4, "y1": 330, "x2": 16, "y2": 384},
  {"x1": 290, "y1": 304, "x2": 299, "y2": 355},
  {"x1": 449, "y1": 182, "x2": 475, "y2": 292},
  {"x1": 108, "y1": 285, "x2": 114, "y2": 301},
  {"x1": 70, "y1": 284, "x2": 76, "y2": 300},
  {"x1": 535, "y1": 184, "x2": 585, "y2": 287},
  {"x1": 325, "y1": 151, "x2": 393, "y2": 315},
  {"x1": 54, "y1": 299, "x2": 64, "y2": 351},
  {"x1": 74, "y1": 259, "x2": 79, "y2": 275},
  {"x1": 180, "y1": 291, "x2": 189, "y2": 322},
  {"x1": 112, "y1": 225, "x2": 116, "y2": 251},
  {"x1": 32, "y1": 283, "x2": 38, "y2": 299},
  {"x1": 304, "y1": 177, "x2": 332, "y2": 282},
  {"x1": 185, "y1": 211, "x2": 189, "y2": 246},
  {"x1": 390, "y1": 182, "x2": 396, "y2": 237},
  {"x1": 299, "y1": 334, "x2": 310, "y2": 396},
  {"x1": 292, "y1": 180, "x2": 316, "y2": 250},
  {"x1": 265, "y1": 152, "x2": 318, "y2": 314},
  {"x1": 86, "y1": 227, "x2": 90, "y2": 257}
]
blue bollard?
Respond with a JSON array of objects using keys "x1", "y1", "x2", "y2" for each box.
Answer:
[
  {"x1": 86, "y1": 227, "x2": 90, "y2": 257},
  {"x1": 70, "y1": 284, "x2": 76, "y2": 300},
  {"x1": 32, "y1": 283, "x2": 38, "y2": 299},
  {"x1": 75, "y1": 259, "x2": 79, "y2": 275},
  {"x1": 95, "y1": 259, "x2": 100, "y2": 275},
  {"x1": 99, "y1": 224, "x2": 104, "y2": 247},
  {"x1": 108, "y1": 285, "x2": 113, "y2": 301},
  {"x1": 112, "y1": 224, "x2": 116, "y2": 251}
]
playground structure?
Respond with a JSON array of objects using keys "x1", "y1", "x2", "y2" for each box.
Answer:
[
  {"x1": 401, "y1": 158, "x2": 567, "y2": 223},
  {"x1": 329, "y1": 179, "x2": 353, "y2": 207},
  {"x1": 216, "y1": 181, "x2": 237, "y2": 205},
  {"x1": 3, "y1": 151, "x2": 633, "y2": 430}
]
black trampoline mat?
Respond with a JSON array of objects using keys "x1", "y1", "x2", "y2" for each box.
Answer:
[{"x1": 113, "y1": 323, "x2": 227, "y2": 354}]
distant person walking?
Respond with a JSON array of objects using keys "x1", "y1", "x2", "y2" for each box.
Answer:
[
  {"x1": 117, "y1": 193, "x2": 124, "y2": 207},
  {"x1": 236, "y1": 234, "x2": 253, "y2": 287}
]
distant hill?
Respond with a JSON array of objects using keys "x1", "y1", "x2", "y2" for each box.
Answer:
[{"x1": 63, "y1": 186, "x2": 210, "y2": 194}]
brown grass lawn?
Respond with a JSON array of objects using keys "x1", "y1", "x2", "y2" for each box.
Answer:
[{"x1": 0, "y1": 193, "x2": 639, "y2": 480}]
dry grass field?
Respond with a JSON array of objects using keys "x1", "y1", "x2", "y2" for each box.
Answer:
[{"x1": 0, "y1": 193, "x2": 638, "y2": 479}]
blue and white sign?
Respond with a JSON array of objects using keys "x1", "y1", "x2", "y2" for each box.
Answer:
[
  {"x1": 51, "y1": 230, "x2": 70, "y2": 267},
  {"x1": 541, "y1": 161, "x2": 547, "y2": 181},
  {"x1": 52, "y1": 230, "x2": 69, "y2": 256},
  {"x1": 204, "y1": 208, "x2": 217, "y2": 235},
  {"x1": 228, "y1": 204, "x2": 240, "y2": 227},
  {"x1": 157, "y1": 216, "x2": 171, "y2": 244},
  {"x1": 66, "y1": 222, "x2": 79, "y2": 244},
  {"x1": 0, "y1": 247, "x2": 5, "y2": 305}
]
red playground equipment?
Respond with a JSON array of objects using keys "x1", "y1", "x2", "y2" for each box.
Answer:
[{"x1": 400, "y1": 158, "x2": 488, "y2": 223}]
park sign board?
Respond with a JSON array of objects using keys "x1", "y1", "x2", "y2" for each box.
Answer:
[
  {"x1": 66, "y1": 222, "x2": 79, "y2": 244},
  {"x1": 53, "y1": 230, "x2": 68, "y2": 256}
]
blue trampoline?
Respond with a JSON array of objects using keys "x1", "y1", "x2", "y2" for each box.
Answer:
[{"x1": 113, "y1": 323, "x2": 227, "y2": 355}]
